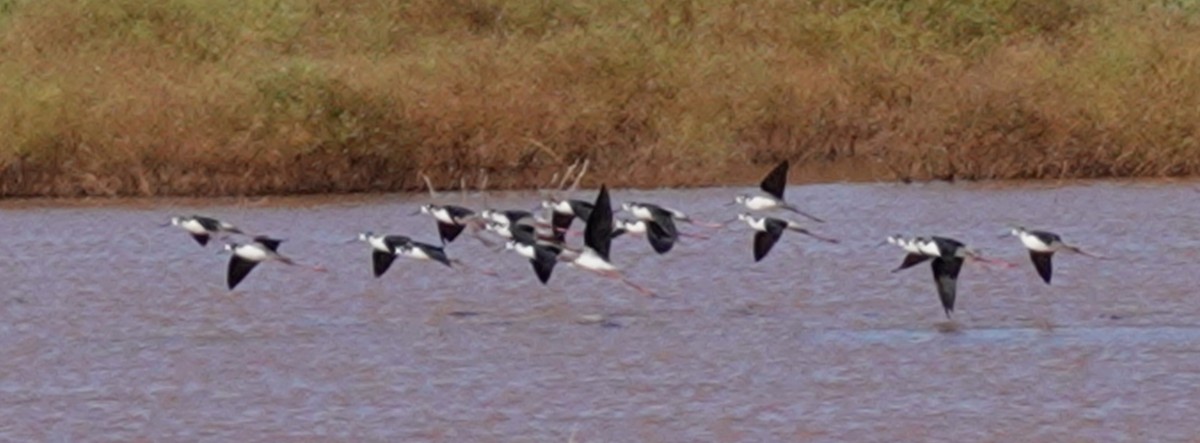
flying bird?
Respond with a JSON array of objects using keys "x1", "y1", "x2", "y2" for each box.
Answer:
[
  {"x1": 732, "y1": 160, "x2": 824, "y2": 223},
  {"x1": 415, "y1": 204, "x2": 476, "y2": 244},
  {"x1": 558, "y1": 185, "x2": 655, "y2": 296},
  {"x1": 166, "y1": 215, "x2": 244, "y2": 246},
  {"x1": 354, "y1": 232, "x2": 414, "y2": 277},
  {"x1": 893, "y1": 236, "x2": 1012, "y2": 319},
  {"x1": 222, "y1": 236, "x2": 295, "y2": 290},
  {"x1": 736, "y1": 213, "x2": 838, "y2": 262},
  {"x1": 1007, "y1": 226, "x2": 1098, "y2": 284}
]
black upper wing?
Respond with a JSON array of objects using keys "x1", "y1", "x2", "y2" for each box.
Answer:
[
  {"x1": 190, "y1": 233, "x2": 210, "y2": 246},
  {"x1": 931, "y1": 257, "x2": 965, "y2": 317},
  {"x1": 253, "y1": 236, "x2": 283, "y2": 252},
  {"x1": 584, "y1": 185, "x2": 614, "y2": 261},
  {"x1": 753, "y1": 231, "x2": 782, "y2": 262},
  {"x1": 1030, "y1": 230, "x2": 1062, "y2": 246},
  {"x1": 646, "y1": 220, "x2": 677, "y2": 254},
  {"x1": 382, "y1": 235, "x2": 413, "y2": 252},
  {"x1": 569, "y1": 200, "x2": 594, "y2": 221},
  {"x1": 444, "y1": 205, "x2": 475, "y2": 220},
  {"x1": 550, "y1": 212, "x2": 575, "y2": 242},
  {"x1": 372, "y1": 249, "x2": 397, "y2": 277},
  {"x1": 893, "y1": 253, "x2": 931, "y2": 272},
  {"x1": 510, "y1": 224, "x2": 539, "y2": 245},
  {"x1": 194, "y1": 215, "x2": 221, "y2": 232},
  {"x1": 752, "y1": 218, "x2": 788, "y2": 262},
  {"x1": 530, "y1": 245, "x2": 558, "y2": 284},
  {"x1": 437, "y1": 222, "x2": 466, "y2": 244},
  {"x1": 760, "y1": 160, "x2": 790, "y2": 200},
  {"x1": 609, "y1": 226, "x2": 628, "y2": 240},
  {"x1": 1030, "y1": 251, "x2": 1054, "y2": 284},
  {"x1": 930, "y1": 236, "x2": 965, "y2": 256},
  {"x1": 415, "y1": 242, "x2": 453, "y2": 267},
  {"x1": 504, "y1": 210, "x2": 534, "y2": 224},
  {"x1": 227, "y1": 255, "x2": 259, "y2": 290}
]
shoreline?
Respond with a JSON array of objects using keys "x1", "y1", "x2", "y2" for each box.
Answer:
[{"x1": 2, "y1": 173, "x2": 1196, "y2": 210}]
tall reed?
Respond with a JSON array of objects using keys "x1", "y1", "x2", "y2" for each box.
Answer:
[{"x1": 1, "y1": 0, "x2": 1199, "y2": 196}]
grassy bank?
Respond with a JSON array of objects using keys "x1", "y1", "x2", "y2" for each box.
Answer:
[{"x1": 1, "y1": 0, "x2": 1199, "y2": 197}]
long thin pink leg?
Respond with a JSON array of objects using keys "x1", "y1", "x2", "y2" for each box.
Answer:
[
  {"x1": 451, "y1": 259, "x2": 499, "y2": 277},
  {"x1": 1066, "y1": 245, "x2": 1109, "y2": 260},
  {"x1": 277, "y1": 255, "x2": 327, "y2": 272},
  {"x1": 686, "y1": 219, "x2": 725, "y2": 229},
  {"x1": 600, "y1": 270, "x2": 656, "y2": 297},
  {"x1": 975, "y1": 256, "x2": 1017, "y2": 269}
]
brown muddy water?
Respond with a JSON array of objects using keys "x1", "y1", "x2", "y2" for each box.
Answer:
[{"x1": 2, "y1": 181, "x2": 1200, "y2": 441}]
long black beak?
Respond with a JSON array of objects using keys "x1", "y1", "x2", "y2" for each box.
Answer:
[{"x1": 408, "y1": 209, "x2": 422, "y2": 216}]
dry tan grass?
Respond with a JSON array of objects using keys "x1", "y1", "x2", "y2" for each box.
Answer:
[{"x1": 1, "y1": 0, "x2": 1199, "y2": 197}]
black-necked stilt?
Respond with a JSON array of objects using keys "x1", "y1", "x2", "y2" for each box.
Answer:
[
  {"x1": 222, "y1": 236, "x2": 295, "y2": 290},
  {"x1": 482, "y1": 208, "x2": 565, "y2": 244},
  {"x1": 732, "y1": 160, "x2": 823, "y2": 223},
  {"x1": 480, "y1": 209, "x2": 536, "y2": 230},
  {"x1": 355, "y1": 232, "x2": 413, "y2": 277},
  {"x1": 894, "y1": 236, "x2": 1012, "y2": 319},
  {"x1": 559, "y1": 185, "x2": 655, "y2": 296},
  {"x1": 608, "y1": 218, "x2": 676, "y2": 254},
  {"x1": 503, "y1": 226, "x2": 562, "y2": 284},
  {"x1": 1007, "y1": 226, "x2": 1098, "y2": 284},
  {"x1": 394, "y1": 239, "x2": 500, "y2": 277},
  {"x1": 621, "y1": 201, "x2": 721, "y2": 228},
  {"x1": 616, "y1": 202, "x2": 680, "y2": 254},
  {"x1": 167, "y1": 215, "x2": 243, "y2": 246},
  {"x1": 735, "y1": 213, "x2": 838, "y2": 262},
  {"x1": 542, "y1": 198, "x2": 594, "y2": 236},
  {"x1": 416, "y1": 204, "x2": 476, "y2": 244},
  {"x1": 482, "y1": 215, "x2": 561, "y2": 244},
  {"x1": 916, "y1": 237, "x2": 973, "y2": 318}
]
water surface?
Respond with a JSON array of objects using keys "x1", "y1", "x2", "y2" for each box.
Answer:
[{"x1": 2, "y1": 181, "x2": 1199, "y2": 441}]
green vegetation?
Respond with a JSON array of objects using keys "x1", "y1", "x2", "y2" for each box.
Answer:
[{"x1": 2, "y1": 0, "x2": 1199, "y2": 196}]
